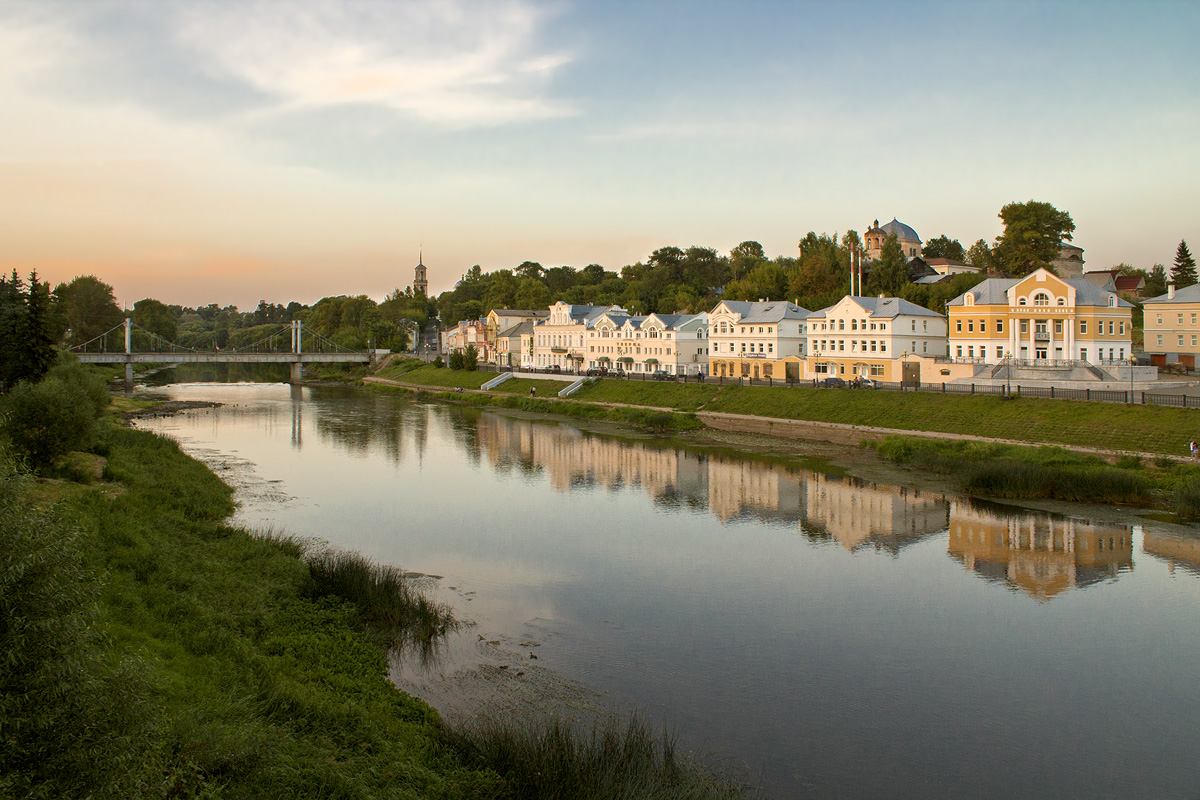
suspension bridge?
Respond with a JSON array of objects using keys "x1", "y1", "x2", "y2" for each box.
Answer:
[{"x1": 69, "y1": 319, "x2": 374, "y2": 384}]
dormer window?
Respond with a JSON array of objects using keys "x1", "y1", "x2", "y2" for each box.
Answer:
[{"x1": 965, "y1": 294, "x2": 974, "y2": 306}]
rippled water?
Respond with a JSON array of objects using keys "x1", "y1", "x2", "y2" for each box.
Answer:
[{"x1": 133, "y1": 378, "x2": 1200, "y2": 799}]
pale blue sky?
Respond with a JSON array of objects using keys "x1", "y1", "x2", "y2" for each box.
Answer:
[{"x1": 1, "y1": 0, "x2": 1196, "y2": 308}]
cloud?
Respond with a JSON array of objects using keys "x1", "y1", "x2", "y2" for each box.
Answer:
[{"x1": 174, "y1": 0, "x2": 575, "y2": 126}]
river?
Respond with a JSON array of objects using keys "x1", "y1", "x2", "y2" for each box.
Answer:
[{"x1": 132, "y1": 373, "x2": 1200, "y2": 799}]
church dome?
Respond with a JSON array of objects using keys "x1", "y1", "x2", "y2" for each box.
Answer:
[{"x1": 880, "y1": 218, "x2": 920, "y2": 243}]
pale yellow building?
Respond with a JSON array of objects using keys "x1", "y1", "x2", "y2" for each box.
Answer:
[
  {"x1": 945, "y1": 268, "x2": 1134, "y2": 365},
  {"x1": 805, "y1": 295, "x2": 946, "y2": 381},
  {"x1": 708, "y1": 300, "x2": 809, "y2": 381},
  {"x1": 1143, "y1": 283, "x2": 1200, "y2": 369}
]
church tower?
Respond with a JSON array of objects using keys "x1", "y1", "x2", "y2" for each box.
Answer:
[{"x1": 413, "y1": 251, "x2": 428, "y2": 296}]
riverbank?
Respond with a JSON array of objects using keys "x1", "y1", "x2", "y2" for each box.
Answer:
[{"x1": 3, "y1": 386, "x2": 744, "y2": 798}]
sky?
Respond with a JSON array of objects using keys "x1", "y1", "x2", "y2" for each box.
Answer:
[{"x1": 1, "y1": 0, "x2": 1197, "y2": 311}]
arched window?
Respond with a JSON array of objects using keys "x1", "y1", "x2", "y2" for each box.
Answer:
[
  {"x1": 1019, "y1": 298, "x2": 1027, "y2": 306},
  {"x1": 1109, "y1": 296, "x2": 1117, "y2": 307},
  {"x1": 1057, "y1": 297, "x2": 1065, "y2": 307},
  {"x1": 1033, "y1": 292, "x2": 1050, "y2": 306},
  {"x1": 965, "y1": 294, "x2": 974, "y2": 306}
]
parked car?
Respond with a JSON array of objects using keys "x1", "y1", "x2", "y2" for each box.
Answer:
[
  {"x1": 819, "y1": 376, "x2": 846, "y2": 388},
  {"x1": 651, "y1": 370, "x2": 672, "y2": 380},
  {"x1": 609, "y1": 369, "x2": 626, "y2": 379},
  {"x1": 586, "y1": 367, "x2": 609, "y2": 377},
  {"x1": 854, "y1": 378, "x2": 878, "y2": 389}
]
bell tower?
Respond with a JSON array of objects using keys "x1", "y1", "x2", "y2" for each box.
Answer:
[{"x1": 413, "y1": 250, "x2": 428, "y2": 296}]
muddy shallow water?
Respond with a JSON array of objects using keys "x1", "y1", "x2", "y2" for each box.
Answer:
[{"x1": 134, "y1": 379, "x2": 1200, "y2": 799}]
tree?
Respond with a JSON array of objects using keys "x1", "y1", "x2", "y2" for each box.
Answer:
[
  {"x1": 22, "y1": 273, "x2": 57, "y2": 384},
  {"x1": 53, "y1": 275, "x2": 123, "y2": 347},
  {"x1": 132, "y1": 298, "x2": 178, "y2": 343},
  {"x1": 867, "y1": 233, "x2": 910, "y2": 296},
  {"x1": 922, "y1": 235, "x2": 966, "y2": 261},
  {"x1": 1172, "y1": 240, "x2": 1197, "y2": 288},
  {"x1": 730, "y1": 241, "x2": 766, "y2": 280},
  {"x1": 967, "y1": 239, "x2": 995, "y2": 272},
  {"x1": 1146, "y1": 264, "x2": 1168, "y2": 297},
  {"x1": 462, "y1": 344, "x2": 478, "y2": 371},
  {"x1": 993, "y1": 200, "x2": 1075, "y2": 277}
]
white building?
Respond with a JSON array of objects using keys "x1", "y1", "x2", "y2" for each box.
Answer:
[
  {"x1": 585, "y1": 311, "x2": 709, "y2": 375},
  {"x1": 532, "y1": 302, "x2": 627, "y2": 372},
  {"x1": 806, "y1": 295, "x2": 946, "y2": 381},
  {"x1": 707, "y1": 300, "x2": 810, "y2": 381}
]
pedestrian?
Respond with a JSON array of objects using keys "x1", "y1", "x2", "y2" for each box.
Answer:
[
  {"x1": 1191, "y1": 440, "x2": 1198, "y2": 459},
  {"x1": 530, "y1": 386, "x2": 536, "y2": 397}
]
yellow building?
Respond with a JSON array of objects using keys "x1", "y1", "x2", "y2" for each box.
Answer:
[
  {"x1": 946, "y1": 268, "x2": 1134, "y2": 365},
  {"x1": 708, "y1": 300, "x2": 809, "y2": 381},
  {"x1": 947, "y1": 502, "x2": 1133, "y2": 601},
  {"x1": 1143, "y1": 283, "x2": 1200, "y2": 369}
]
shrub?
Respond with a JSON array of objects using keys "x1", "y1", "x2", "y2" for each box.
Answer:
[
  {"x1": 448, "y1": 350, "x2": 464, "y2": 370},
  {"x1": 1, "y1": 377, "x2": 98, "y2": 469},
  {"x1": 433, "y1": 356, "x2": 445, "y2": 368},
  {"x1": 463, "y1": 344, "x2": 478, "y2": 371},
  {"x1": 0, "y1": 450, "x2": 154, "y2": 797},
  {"x1": 1173, "y1": 476, "x2": 1200, "y2": 521}
]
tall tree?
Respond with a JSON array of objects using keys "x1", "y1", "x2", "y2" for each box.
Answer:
[
  {"x1": 1172, "y1": 240, "x2": 1197, "y2": 288},
  {"x1": 730, "y1": 241, "x2": 766, "y2": 280},
  {"x1": 132, "y1": 298, "x2": 178, "y2": 343},
  {"x1": 921, "y1": 235, "x2": 966, "y2": 261},
  {"x1": 993, "y1": 200, "x2": 1075, "y2": 276},
  {"x1": 53, "y1": 275, "x2": 124, "y2": 346},
  {"x1": 22, "y1": 272, "x2": 57, "y2": 383}
]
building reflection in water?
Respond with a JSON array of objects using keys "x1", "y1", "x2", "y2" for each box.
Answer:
[
  {"x1": 474, "y1": 412, "x2": 949, "y2": 553},
  {"x1": 947, "y1": 500, "x2": 1133, "y2": 601},
  {"x1": 1142, "y1": 530, "x2": 1200, "y2": 577}
]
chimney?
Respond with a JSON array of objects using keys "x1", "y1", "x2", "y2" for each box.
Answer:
[{"x1": 1169, "y1": 283, "x2": 1176, "y2": 300}]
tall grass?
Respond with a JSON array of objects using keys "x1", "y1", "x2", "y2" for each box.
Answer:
[
  {"x1": 306, "y1": 549, "x2": 456, "y2": 647},
  {"x1": 442, "y1": 715, "x2": 746, "y2": 800},
  {"x1": 873, "y1": 436, "x2": 1156, "y2": 505}
]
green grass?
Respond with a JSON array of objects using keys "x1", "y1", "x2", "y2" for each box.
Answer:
[
  {"x1": 492, "y1": 378, "x2": 573, "y2": 395},
  {"x1": 703, "y1": 384, "x2": 1200, "y2": 456},
  {"x1": 382, "y1": 364, "x2": 495, "y2": 389},
  {"x1": 442, "y1": 715, "x2": 744, "y2": 800},
  {"x1": 571, "y1": 379, "x2": 722, "y2": 411},
  {"x1": 869, "y1": 436, "x2": 1196, "y2": 508}
]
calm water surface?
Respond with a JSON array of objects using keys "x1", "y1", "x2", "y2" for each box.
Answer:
[{"x1": 133, "y1": 378, "x2": 1200, "y2": 799}]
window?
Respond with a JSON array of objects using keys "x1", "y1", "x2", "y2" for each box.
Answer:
[
  {"x1": 1109, "y1": 321, "x2": 1115, "y2": 335},
  {"x1": 1179, "y1": 335, "x2": 1185, "y2": 347},
  {"x1": 1193, "y1": 336, "x2": 1198, "y2": 347},
  {"x1": 1020, "y1": 320, "x2": 1028, "y2": 333},
  {"x1": 880, "y1": 342, "x2": 886, "y2": 352},
  {"x1": 1054, "y1": 321, "x2": 1062, "y2": 334},
  {"x1": 1193, "y1": 314, "x2": 1197, "y2": 325},
  {"x1": 839, "y1": 320, "x2": 845, "y2": 330},
  {"x1": 1156, "y1": 315, "x2": 1163, "y2": 325},
  {"x1": 881, "y1": 323, "x2": 886, "y2": 331},
  {"x1": 1180, "y1": 314, "x2": 1185, "y2": 325},
  {"x1": 1158, "y1": 335, "x2": 1164, "y2": 346},
  {"x1": 911, "y1": 320, "x2": 916, "y2": 331},
  {"x1": 1080, "y1": 320, "x2": 1087, "y2": 334},
  {"x1": 997, "y1": 320, "x2": 1004, "y2": 333},
  {"x1": 852, "y1": 319, "x2": 858, "y2": 331},
  {"x1": 923, "y1": 321, "x2": 928, "y2": 331},
  {"x1": 968, "y1": 321, "x2": 974, "y2": 332},
  {"x1": 1058, "y1": 297, "x2": 1065, "y2": 307},
  {"x1": 1033, "y1": 292, "x2": 1049, "y2": 306},
  {"x1": 996, "y1": 347, "x2": 1003, "y2": 359},
  {"x1": 968, "y1": 346, "x2": 974, "y2": 357},
  {"x1": 1119, "y1": 322, "x2": 1125, "y2": 335},
  {"x1": 956, "y1": 345, "x2": 963, "y2": 357},
  {"x1": 870, "y1": 341, "x2": 876, "y2": 352},
  {"x1": 980, "y1": 320, "x2": 986, "y2": 332},
  {"x1": 768, "y1": 343, "x2": 773, "y2": 353},
  {"x1": 956, "y1": 320, "x2": 962, "y2": 332}
]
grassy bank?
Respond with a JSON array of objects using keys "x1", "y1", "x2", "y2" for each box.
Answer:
[
  {"x1": 3, "y1": 373, "x2": 739, "y2": 797},
  {"x1": 871, "y1": 435, "x2": 1200, "y2": 517}
]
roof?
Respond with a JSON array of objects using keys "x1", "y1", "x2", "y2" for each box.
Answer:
[
  {"x1": 711, "y1": 300, "x2": 809, "y2": 323},
  {"x1": 1113, "y1": 275, "x2": 1145, "y2": 292},
  {"x1": 809, "y1": 296, "x2": 942, "y2": 319},
  {"x1": 880, "y1": 218, "x2": 921, "y2": 243},
  {"x1": 491, "y1": 309, "x2": 549, "y2": 318},
  {"x1": 923, "y1": 258, "x2": 974, "y2": 269},
  {"x1": 946, "y1": 270, "x2": 1136, "y2": 308},
  {"x1": 496, "y1": 320, "x2": 534, "y2": 338},
  {"x1": 914, "y1": 275, "x2": 952, "y2": 284},
  {"x1": 1145, "y1": 284, "x2": 1200, "y2": 304}
]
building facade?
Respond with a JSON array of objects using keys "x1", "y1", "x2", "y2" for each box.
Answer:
[
  {"x1": 585, "y1": 312, "x2": 709, "y2": 375},
  {"x1": 945, "y1": 268, "x2": 1134, "y2": 364},
  {"x1": 532, "y1": 302, "x2": 626, "y2": 372},
  {"x1": 1143, "y1": 283, "x2": 1200, "y2": 368},
  {"x1": 485, "y1": 309, "x2": 548, "y2": 366},
  {"x1": 707, "y1": 300, "x2": 809, "y2": 381},
  {"x1": 806, "y1": 295, "x2": 946, "y2": 381},
  {"x1": 412, "y1": 253, "x2": 428, "y2": 296}
]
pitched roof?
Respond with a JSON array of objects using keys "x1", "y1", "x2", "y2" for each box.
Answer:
[
  {"x1": 496, "y1": 320, "x2": 534, "y2": 338},
  {"x1": 809, "y1": 296, "x2": 942, "y2": 319},
  {"x1": 712, "y1": 300, "x2": 809, "y2": 323},
  {"x1": 491, "y1": 309, "x2": 549, "y2": 317},
  {"x1": 1145, "y1": 284, "x2": 1200, "y2": 304}
]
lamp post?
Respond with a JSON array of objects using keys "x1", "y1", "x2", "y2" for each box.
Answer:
[
  {"x1": 900, "y1": 351, "x2": 908, "y2": 390},
  {"x1": 1129, "y1": 356, "x2": 1136, "y2": 404},
  {"x1": 1004, "y1": 350, "x2": 1013, "y2": 395}
]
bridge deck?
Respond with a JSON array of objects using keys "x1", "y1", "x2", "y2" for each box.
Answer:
[{"x1": 74, "y1": 352, "x2": 371, "y2": 364}]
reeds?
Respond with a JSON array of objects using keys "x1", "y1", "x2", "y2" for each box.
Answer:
[
  {"x1": 305, "y1": 549, "x2": 456, "y2": 647},
  {"x1": 441, "y1": 715, "x2": 747, "y2": 800}
]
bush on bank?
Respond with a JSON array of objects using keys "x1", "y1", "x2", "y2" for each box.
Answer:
[{"x1": 0, "y1": 357, "x2": 110, "y2": 470}]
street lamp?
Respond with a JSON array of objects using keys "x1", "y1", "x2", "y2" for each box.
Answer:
[
  {"x1": 1004, "y1": 350, "x2": 1013, "y2": 395},
  {"x1": 900, "y1": 351, "x2": 908, "y2": 390},
  {"x1": 1129, "y1": 356, "x2": 1137, "y2": 404}
]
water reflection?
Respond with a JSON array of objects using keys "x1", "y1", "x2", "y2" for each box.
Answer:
[
  {"x1": 1142, "y1": 530, "x2": 1200, "y2": 577},
  {"x1": 948, "y1": 500, "x2": 1134, "y2": 601}
]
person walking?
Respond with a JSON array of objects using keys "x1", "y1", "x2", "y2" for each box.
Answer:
[{"x1": 1191, "y1": 440, "x2": 1197, "y2": 459}]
